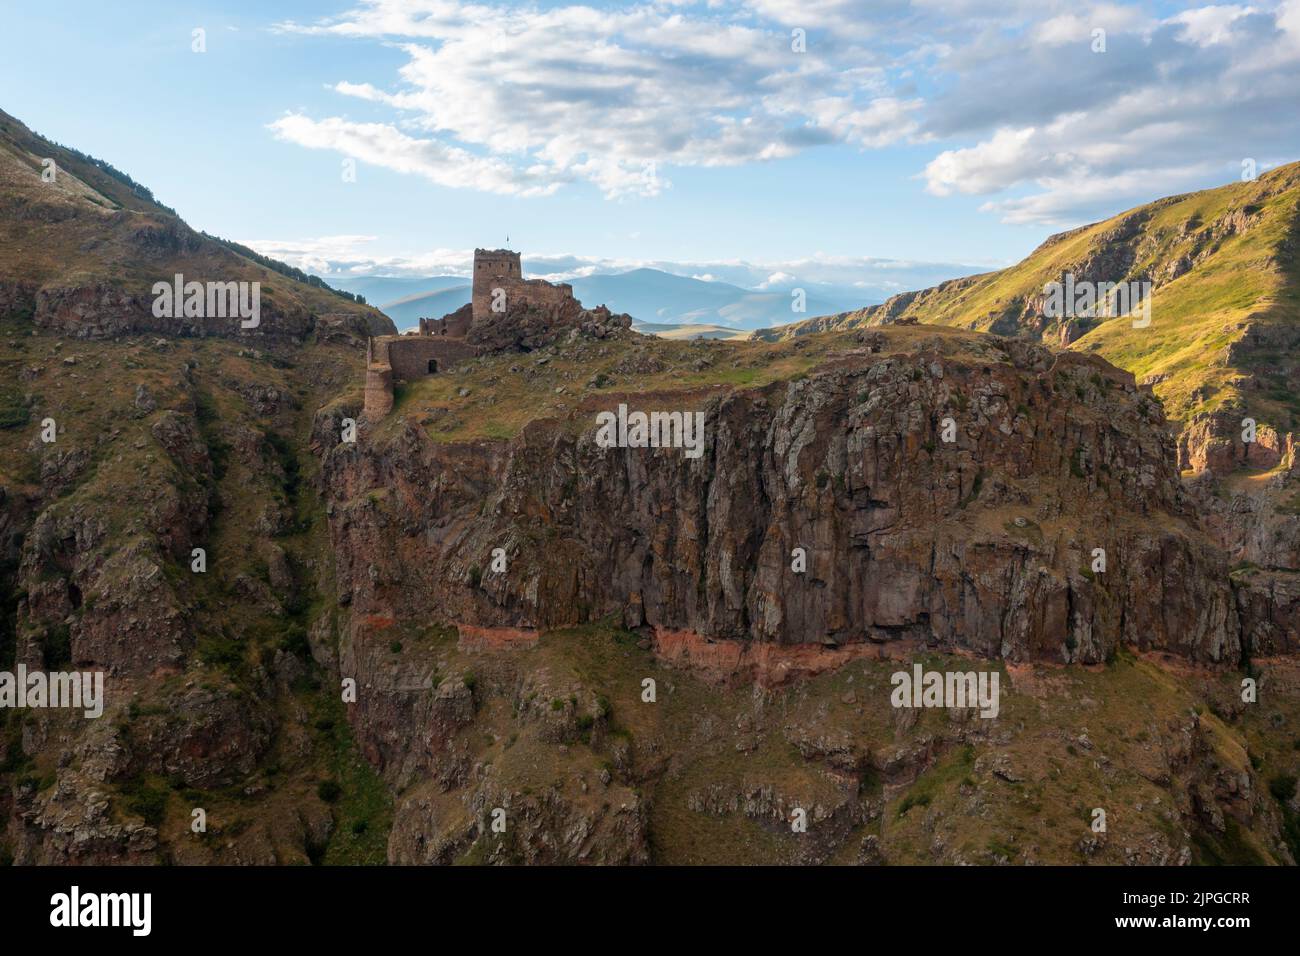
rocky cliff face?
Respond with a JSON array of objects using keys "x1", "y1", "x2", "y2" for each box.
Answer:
[
  {"x1": 466, "y1": 300, "x2": 632, "y2": 353},
  {"x1": 761, "y1": 164, "x2": 1300, "y2": 489},
  {"x1": 1, "y1": 323, "x2": 390, "y2": 865},
  {"x1": 308, "y1": 327, "x2": 1300, "y2": 863},
  {"x1": 4, "y1": 309, "x2": 1296, "y2": 867},
  {"x1": 749, "y1": 168, "x2": 1300, "y2": 688},
  {"x1": 322, "y1": 331, "x2": 1245, "y2": 669},
  {"x1": 0, "y1": 277, "x2": 389, "y2": 344}
]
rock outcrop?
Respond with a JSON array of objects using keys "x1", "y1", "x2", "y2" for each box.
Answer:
[
  {"x1": 321, "y1": 334, "x2": 1246, "y2": 674},
  {"x1": 467, "y1": 301, "x2": 631, "y2": 353}
]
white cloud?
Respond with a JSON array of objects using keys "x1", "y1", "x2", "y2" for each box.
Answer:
[
  {"x1": 741, "y1": 0, "x2": 879, "y2": 31},
  {"x1": 924, "y1": 127, "x2": 1050, "y2": 196},
  {"x1": 267, "y1": 113, "x2": 561, "y2": 195},
  {"x1": 1033, "y1": 4, "x2": 1149, "y2": 45},
  {"x1": 268, "y1": 0, "x2": 1300, "y2": 228},
  {"x1": 272, "y1": 0, "x2": 919, "y2": 198},
  {"x1": 757, "y1": 271, "x2": 798, "y2": 288},
  {"x1": 977, "y1": 162, "x2": 1222, "y2": 225},
  {"x1": 920, "y1": 2, "x2": 1300, "y2": 224},
  {"x1": 1169, "y1": 4, "x2": 1255, "y2": 45}
]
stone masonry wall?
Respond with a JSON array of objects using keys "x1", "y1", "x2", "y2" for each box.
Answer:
[
  {"x1": 379, "y1": 336, "x2": 480, "y2": 380},
  {"x1": 364, "y1": 364, "x2": 394, "y2": 419},
  {"x1": 472, "y1": 249, "x2": 522, "y2": 323}
]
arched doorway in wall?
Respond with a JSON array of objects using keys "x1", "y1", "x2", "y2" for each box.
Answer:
[{"x1": 428, "y1": 359, "x2": 439, "y2": 373}]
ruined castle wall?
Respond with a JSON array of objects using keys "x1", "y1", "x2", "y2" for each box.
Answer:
[
  {"x1": 421, "y1": 304, "x2": 473, "y2": 337},
  {"x1": 512, "y1": 279, "x2": 575, "y2": 312},
  {"x1": 384, "y1": 337, "x2": 480, "y2": 380},
  {"x1": 364, "y1": 364, "x2": 394, "y2": 419},
  {"x1": 472, "y1": 278, "x2": 579, "y2": 327}
]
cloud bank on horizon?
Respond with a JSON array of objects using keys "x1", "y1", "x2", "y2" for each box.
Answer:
[
  {"x1": 266, "y1": 0, "x2": 1300, "y2": 233},
  {"x1": 241, "y1": 233, "x2": 988, "y2": 300}
]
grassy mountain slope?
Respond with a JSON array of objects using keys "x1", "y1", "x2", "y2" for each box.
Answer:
[
  {"x1": 762, "y1": 162, "x2": 1300, "y2": 436},
  {"x1": 0, "y1": 107, "x2": 392, "y2": 339}
]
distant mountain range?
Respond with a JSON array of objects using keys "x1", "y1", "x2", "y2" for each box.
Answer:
[
  {"x1": 329, "y1": 267, "x2": 873, "y2": 334},
  {"x1": 330, "y1": 275, "x2": 470, "y2": 306}
]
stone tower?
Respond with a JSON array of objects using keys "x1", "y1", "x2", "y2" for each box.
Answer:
[
  {"x1": 471, "y1": 248, "x2": 522, "y2": 324},
  {"x1": 363, "y1": 337, "x2": 394, "y2": 420}
]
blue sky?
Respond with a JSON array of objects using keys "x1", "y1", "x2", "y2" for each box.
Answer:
[{"x1": 3, "y1": 0, "x2": 1298, "y2": 294}]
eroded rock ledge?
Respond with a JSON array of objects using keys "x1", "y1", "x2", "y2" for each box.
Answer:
[{"x1": 321, "y1": 335, "x2": 1260, "y2": 668}]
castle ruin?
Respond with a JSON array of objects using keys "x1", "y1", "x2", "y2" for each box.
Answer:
[
  {"x1": 363, "y1": 248, "x2": 630, "y2": 419},
  {"x1": 472, "y1": 248, "x2": 522, "y2": 322}
]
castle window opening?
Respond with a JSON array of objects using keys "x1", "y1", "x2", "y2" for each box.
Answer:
[{"x1": 428, "y1": 359, "x2": 439, "y2": 373}]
